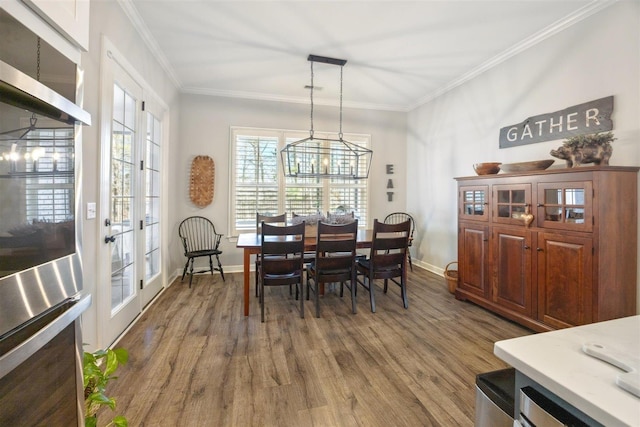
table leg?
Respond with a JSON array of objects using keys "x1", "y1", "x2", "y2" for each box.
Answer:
[{"x1": 244, "y1": 249, "x2": 250, "y2": 316}]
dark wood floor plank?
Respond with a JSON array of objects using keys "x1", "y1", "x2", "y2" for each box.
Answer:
[{"x1": 100, "y1": 268, "x2": 530, "y2": 426}]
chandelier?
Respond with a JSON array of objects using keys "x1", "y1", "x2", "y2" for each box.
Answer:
[{"x1": 280, "y1": 54, "x2": 372, "y2": 180}]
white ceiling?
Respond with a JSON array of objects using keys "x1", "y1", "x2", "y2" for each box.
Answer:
[{"x1": 124, "y1": 0, "x2": 609, "y2": 111}]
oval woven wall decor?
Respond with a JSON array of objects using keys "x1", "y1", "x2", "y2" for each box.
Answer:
[{"x1": 189, "y1": 155, "x2": 215, "y2": 207}]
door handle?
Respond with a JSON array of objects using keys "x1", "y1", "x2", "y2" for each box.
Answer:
[
  {"x1": 104, "y1": 235, "x2": 116, "y2": 244},
  {"x1": 536, "y1": 247, "x2": 543, "y2": 252}
]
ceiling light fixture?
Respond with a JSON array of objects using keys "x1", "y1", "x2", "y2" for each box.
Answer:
[{"x1": 280, "y1": 54, "x2": 372, "y2": 180}]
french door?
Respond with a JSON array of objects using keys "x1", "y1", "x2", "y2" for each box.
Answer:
[{"x1": 99, "y1": 41, "x2": 165, "y2": 346}]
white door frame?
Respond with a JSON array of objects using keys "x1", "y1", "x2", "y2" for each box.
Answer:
[{"x1": 97, "y1": 36, "x2": 168, "y2": 347}]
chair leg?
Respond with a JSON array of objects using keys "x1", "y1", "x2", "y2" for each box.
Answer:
[
  {"x1": 260, "y1": 282, "x2": 265, "y2": 323},
  {"x1": 368, "y1": 275, "x2": 376, "y2": 313},
  {"x1": 408, "y1": 252, "x2": 413, "y2": 272},
  {"x1": 188, "y1": 258, "x2": 195, "y2": 288},
  {"x1": 181, "y1": 260, "x2": 189, "y2": 281},
  {"x1": 209, "y1": 255, "x2": 214, "y2": 275},
  {"x1": 300, "y1": 282, "x2": 305, "y2": 319},
  {"x1": 314, "y1": 281, "x2": 320, "y2": 318},
  {"x1": 216, "y1": 254, "x2": 225, "y2": 281},
  {"x1": 350, "y1": 271, "x2": 357, "y2": 314},
  {"x1": 383, "y1": 279, "x2": 388, "y2": 293},
  {"x1": 255, "y1": 261, "x2": 259, "y2": 297},
  {"x1": 401, "y1": 276, "x2": 408, "y2": 309}
]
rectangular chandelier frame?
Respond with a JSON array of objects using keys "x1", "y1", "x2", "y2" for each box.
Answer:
[
  {"x1": 280, "y1": 54, "x2": 373, "y2": 180},
  {"x1": 280, "y1": 135, "x2": 372, "y2": 180}
]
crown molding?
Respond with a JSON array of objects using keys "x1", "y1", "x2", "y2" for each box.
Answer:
[
  {"x1": 117, "y1": 0, "x2": 182, "y2": 89},
  {"x1": 408, "y1": 0, "x2": 618, "y2": 110},
  {"x1": 181, "y1": 86, "x2": 408, "y2": 112},
  {"x1": 117, "y1": 0, "x2": 615, "y2": 113}
]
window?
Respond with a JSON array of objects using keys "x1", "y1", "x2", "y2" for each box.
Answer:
[{"x1": 230, "y1": 127, "x2": 370, "y2": 236}]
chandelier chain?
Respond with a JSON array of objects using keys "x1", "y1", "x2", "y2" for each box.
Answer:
[
  {"x1": 36, "y1": 37, "x2": 41, "y2": 82},
  {"x1": 339, "y1": 65, "x2": 344, "y2": 140},
  {"x1": 310, "y1": 60, "x2": 314, "y2": 138}
]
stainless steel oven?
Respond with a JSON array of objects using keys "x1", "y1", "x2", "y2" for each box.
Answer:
[{"x1": 0, "y1": 9, "x2": 91, "y2": 426}]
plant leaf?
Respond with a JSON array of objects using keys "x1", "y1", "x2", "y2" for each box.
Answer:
[
  {"x1": 113, "y1": 348, "x2": 129, "y2": 365},
  {"x1": 112, "y1": 415, "x2": 128, "y2": 427},
  {"x1": 85, "y1": 416, "x2": 98, "y2": 427},
  {"x1": 88, "y1": 392, "x2": 116, "y2": 410},
  {"x1": 105, "y1": 349, "x2": 119, "y2": 376}
]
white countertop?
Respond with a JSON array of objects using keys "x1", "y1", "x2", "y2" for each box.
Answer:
[{"x1": 494, "y1": 315, "x2": 640, "y2": 427}]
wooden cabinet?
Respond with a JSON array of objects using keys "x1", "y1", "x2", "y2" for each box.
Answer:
[
  {"x1": 458, "y1": 222, "x2": 489, "y2": 298},
  {"x1": 456, "y1": 166, "x2": 638, "y2": 332}
]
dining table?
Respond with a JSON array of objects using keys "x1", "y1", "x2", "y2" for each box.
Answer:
[{"x1": 236, "y1": 228, "x2": 373, "y2": 316}]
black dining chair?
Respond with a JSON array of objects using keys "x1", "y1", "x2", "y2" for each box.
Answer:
[
  {"x1": 356, "y1": 219, "x2": 411, "y2": 312},
  {"x1": 258, "y1": 222, "x2": 306, "y2": 322},
  {"x1": 306, "y1": 220, "x2": 358, "y2": 317},
  {"x1": 255, "y1": 212, "x2": 287, "y2": 297},
  {"x1": 178, "y1": 216, "x2": 225, "y2": 288},
  {"x1": 384, "y1": 212, "x2": 416, "y2": 271}
]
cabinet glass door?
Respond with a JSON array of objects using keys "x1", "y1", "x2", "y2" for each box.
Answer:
[
  {"x1": 537, "y1": 182, "x2": 592, "y2": 231},
  {"x1": 493, "y1": 184, "x2": 531, "y2": 225},
  {"x1": 460, "y1": 185, "x2": 489, "y2": 221}
]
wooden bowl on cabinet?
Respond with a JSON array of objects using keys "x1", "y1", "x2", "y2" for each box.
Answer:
[{"x1": 473, "y1": 162, "x2": 502, "y2": 175}]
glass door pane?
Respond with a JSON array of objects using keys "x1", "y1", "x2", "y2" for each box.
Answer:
[
  {"x1": 110, "y1": 83, "x2": 137, "y2": 313},
  {"x1": 145, "y1": 112, "x2": 161, "y2": 280},
  {"x1": 538, "y1": 181, "x2": 592, "y2": 231}
]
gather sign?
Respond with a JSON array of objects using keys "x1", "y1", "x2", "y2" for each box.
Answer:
[{"x1": 499, "y1": 96, "x2": 613, "y2": 149}]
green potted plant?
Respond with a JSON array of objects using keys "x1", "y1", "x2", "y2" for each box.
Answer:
[{"x1": 83, "y1": 347, "x2": 129, "y2": 427}]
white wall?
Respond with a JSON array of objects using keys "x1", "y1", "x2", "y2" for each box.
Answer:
[
  {"x1": 174, "y1": 95, "x2": 407, "y2": 270},
  {"x1": 407, "y1": 2, "x2": 640, "y2": 309},
  {"x1": 80, "y1": 1, "x2": 180, "y2": 348}
]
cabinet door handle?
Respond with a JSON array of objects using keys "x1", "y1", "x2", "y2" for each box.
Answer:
[
  {"x1": 524, "y1": 245, "x2": 530, "y2": 250},
  {"x1": 536, "y1": 247, "x2": 543, "y2": 252},
  {"x1": 483, "y1": 238, "x2": 489, "y2": 242},
  {"x1": 537, "y1": 203, "x2": 543, "y2": 207}
]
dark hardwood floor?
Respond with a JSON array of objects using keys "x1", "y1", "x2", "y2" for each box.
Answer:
[{"x1": 99, "y1": 268, "x2": 530, "y2": 426}]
